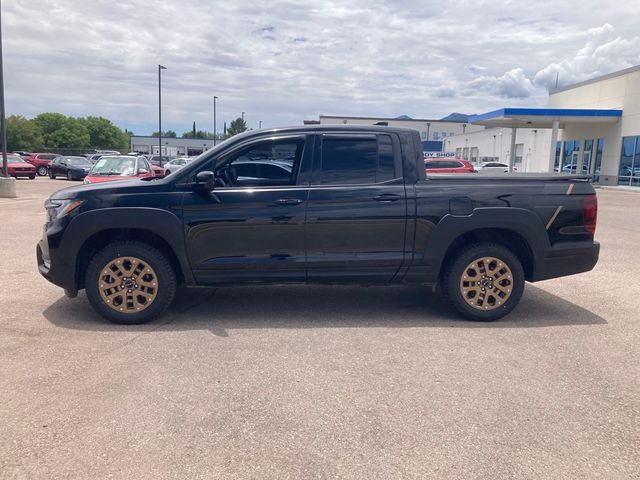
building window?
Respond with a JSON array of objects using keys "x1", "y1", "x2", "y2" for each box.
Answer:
[
  {"x1": 561, "y1": 140, "x2": 580, "y2": 172},
  {"x1": 433, "y1": 132, "x2": 440, "y2": 140},
  {"x1": 619, "y1": 136, "x2": 640, "y2": 186},
  {"x1": 554, "y1": 141, "x2": 561, "y2": 171},
  {"x1": 593, "y1": 138, "x2": 604, "y2": 183},
  {"x1": 515, "y1": 144, "x2": 524, "y2": 165}
]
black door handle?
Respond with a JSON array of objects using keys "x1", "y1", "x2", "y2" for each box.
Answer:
[
  {"x1": 374, "y1": 194, "x2": 401, "y2": 202},
  {"x1": 274, "y1": 198, "x2": 303, "y2": 206}
]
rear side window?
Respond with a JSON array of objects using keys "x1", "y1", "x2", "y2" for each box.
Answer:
[
  {"x1": 40, "y1": 154, "x2": 57, "y2": 160},
  {"x1": 426, "y1": 161, "x2": 447, "y2": 169},
  {"x1": 319, "y1": 135, "x2": 399, "y2": 185}
]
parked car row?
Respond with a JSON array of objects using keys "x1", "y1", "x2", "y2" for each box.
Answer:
[
  {"x1": 424, "y1": 158, "x2": 518, "y2": 174},
  {"x1": 3, "y1": 151, "x2": 173, "y2": 182},
  {"x1": 3, "y1": 154, "x2": 36, "y2": 178}
]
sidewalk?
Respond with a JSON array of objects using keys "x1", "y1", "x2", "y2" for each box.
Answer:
[{"x1": 596, "y1": 185, "x2": 640, "y2": 193}]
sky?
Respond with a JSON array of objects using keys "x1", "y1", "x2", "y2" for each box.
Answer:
[{"x1": 3, "y1": 0, "x2": 640, "y2": 135}]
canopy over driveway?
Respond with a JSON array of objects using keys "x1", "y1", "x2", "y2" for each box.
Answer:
[{"x1": 468, "y1": 108, "x2": 622, "y2": 171}]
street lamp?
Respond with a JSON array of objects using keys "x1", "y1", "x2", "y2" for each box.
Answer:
[
  {"x1": 259, "y1": 120, "x2": 262, "y2": 129},
  {"x1": 0, "y1": 4, "x2": 14, "y2": 199},
  {"x1": 0, "y1": 9, "x2": 7, "y2": 179},
  {"x1": 241, "y1": 111, "x2": 245, "y2": 121},
  {"x1": 213, "y1": 96, "x2": 218, "y2": 146},
  {"x1": 426, "y1": 122, "x2": 431, "y2": 140},
  {"x1": 158, "y1": 64, "x2": 167, "y2": 167}
]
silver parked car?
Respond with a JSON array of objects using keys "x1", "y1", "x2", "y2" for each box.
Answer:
[
  {"x1": 478, "y1": 161, "x2": 517, "y2": 173},
  {"x1": 163, "y1": 157, "x2": 194, "y2": 176}
]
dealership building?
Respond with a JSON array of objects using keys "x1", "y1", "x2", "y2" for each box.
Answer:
[
  {"x1": 444, "y1": 65, "x2": 640, "y2": 186},
  {"x1": 318, "y1": 66, "x2": 640, "y2": 187},
  {"x1": 129, "y1": 136, "x2": 216, "y2": 157},
  {"x1": 317, "y1": 114, "x2": 484, "y2": 150}
]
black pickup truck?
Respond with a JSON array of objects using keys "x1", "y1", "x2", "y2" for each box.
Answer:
[{"x1": 37, "y1": 125, "x2": 599, "y2": 324}]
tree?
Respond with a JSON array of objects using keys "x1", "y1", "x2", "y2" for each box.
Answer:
[
  {"x1": 151, "y1": 130, "x2": 177, "y2": 138},
  {"x1": 226, "y1": 117, "x2": 248, "y2": 137},
  {"x1": 33, "y1": 112, "x2": 90, "y2": 150},
  {"x1": 79, "y1": 116, "x2": 129, "y2": 152},
  {"x1": 5, "y1": 115, "x2": 44, "y2": 151},
  {"x1": 181, "y1": 129, "x2": 214, "y2": 139}
]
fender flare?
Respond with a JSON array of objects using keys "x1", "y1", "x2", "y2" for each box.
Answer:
[
  {"x1": 423, "y1": 207, "x2": 551, "y2": 277},
  {"x1": 60, "y1": 207, "x2": 194, "y2": 284}
]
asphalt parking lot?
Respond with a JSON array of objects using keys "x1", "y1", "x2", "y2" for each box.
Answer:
[{"x1": 1, "y1": 176, "x2": 639, "y2": 479}]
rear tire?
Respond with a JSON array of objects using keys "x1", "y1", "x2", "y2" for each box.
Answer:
[
  {"x1": 85, "y1": 241, "x2": 177, "y2": 324},
  {"x1": 37, "y1": 166, "x2": 48, "y2": 176},
  {"x1": 442, "y1": 242, "x2": 525, "y2": 321}
]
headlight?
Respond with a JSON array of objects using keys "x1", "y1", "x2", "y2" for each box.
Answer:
[{"x1": 44, "y1": 198, "x2": 85, "y2": 221}]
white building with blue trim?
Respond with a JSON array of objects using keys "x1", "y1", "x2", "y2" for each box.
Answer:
[{"x1": 444, "y1": 65, "x2": 640, "y2": 186}]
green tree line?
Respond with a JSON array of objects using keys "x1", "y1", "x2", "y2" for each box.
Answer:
[
  {"x1": 4, "y1": 114, "x2": 250, "y2": 153},
  {"x1": 5, "y1": 113, "x2": 132, "y2": 152}
]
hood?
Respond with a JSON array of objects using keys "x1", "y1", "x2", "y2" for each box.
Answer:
[{"x1": 49, "y1": 177, "x2": 155, "y2": 200}]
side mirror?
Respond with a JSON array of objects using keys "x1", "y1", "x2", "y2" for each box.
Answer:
[
  {"x1": 195, "y1": 170, "x2": 216, "y2": 191},
  {"x1": 138, "y1": 168, "x2": 149, "y2": 174}
]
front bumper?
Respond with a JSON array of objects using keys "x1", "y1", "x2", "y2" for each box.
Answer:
[
  {"x1": 10, "y1": 170, "x2": 36, "y2": 177},
  {"x1": 37, "y1": 228, "x2": 77, "y2": 291},
  {"x1": 530, "y1": 241, "x2": 600, "y2": 282}
]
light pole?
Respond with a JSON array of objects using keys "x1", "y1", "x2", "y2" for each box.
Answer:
[
  {"x1": 0, "y1": 7, "x2": 7, "y2": 179},
  {"x1": 158, "y1": 64, "x2": 167, "y2": 167},
  {"x1": 0, "y1": 3, "x2": 14, "y2": 199},
  {"x1": 259, "y1": 120, "x2": 262, "y2": 129},
  {"x1": 426, "y1": 122, "x2": 431, "y2": 141},
  {"x1": 213, "y1": 96, "x2": 218, "y2": 146},
  {"x1": 241, "y1": 111, "x2": 245, "y2": 121}
]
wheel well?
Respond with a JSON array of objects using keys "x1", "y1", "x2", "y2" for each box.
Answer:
[
  {"x1": 440, "y1": 228, "x2": 535, "y2": 281},
  {"x1": 75, "y1": 228, "x2": 184, "y2": 289}
]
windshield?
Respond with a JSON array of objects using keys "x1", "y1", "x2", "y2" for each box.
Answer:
[
  {"x1": 7, "y1": 155, "x2": 25, "y2": 163},
  {"x1": 89, "y1": 156, "x2": 137, "y2": 176},
  {"x1": 64, "y1": 156, "x2": 92, "y2": 166}
]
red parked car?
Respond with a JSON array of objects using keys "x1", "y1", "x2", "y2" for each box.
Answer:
[
  {"x1": 149, "y1": 164, "x2": 165, "y2": 178},
  {"x1": 26, "y1": 152, "x2": 59, "y2": 176},
  {"x1": 4, "y1": 154, "x2": 36, "y2": 179},
  {"x1": 83, "y1": 156, "x2": 156, "y2": 184},
  {"x1": 425, "y1": 158, "x2": 476, "y2": 174}
]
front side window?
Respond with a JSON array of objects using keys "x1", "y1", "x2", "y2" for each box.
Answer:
[{"x1": 217, "y1": 139, "x2": 304, "y2": 187}]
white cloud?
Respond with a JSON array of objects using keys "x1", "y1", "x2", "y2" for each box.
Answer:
[
  {"x1": 2, "y1": 2, "x2": 640, "y2": 133},
  {"x1": 465, "y1": 68, "x2": 536, "y2": 99},
  {"x1": 533, "y1": 23, "x2": 640, "y2": 89}
]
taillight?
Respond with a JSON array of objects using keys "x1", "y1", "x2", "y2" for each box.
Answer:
[{"x1": 583, "y1": 194, "x2": 598, "y2": 235}]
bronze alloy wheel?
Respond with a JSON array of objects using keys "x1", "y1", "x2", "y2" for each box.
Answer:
[
  {"x1": 459, "y1": 256, "x2": 513, "y2": 311},
  {"x1": 98, "y1": 256, "x2": 158, "y2": 314}
]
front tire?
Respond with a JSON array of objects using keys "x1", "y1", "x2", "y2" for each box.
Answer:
[
  {"x1": 442, "y1": 242, "x2": 525, "y2": 321},
  {"x1": 29, "y1": 174, "x2": 35, "y2": 179},
  {"x1": 85, "y1": 241, "x2": 177, "y2": 324},
  {"x1": 37, "y1": 166, "x2": 48, "y2": 176},
  {"x1": 67, "y1": 171, "x2": 74, "y2": 181}
]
